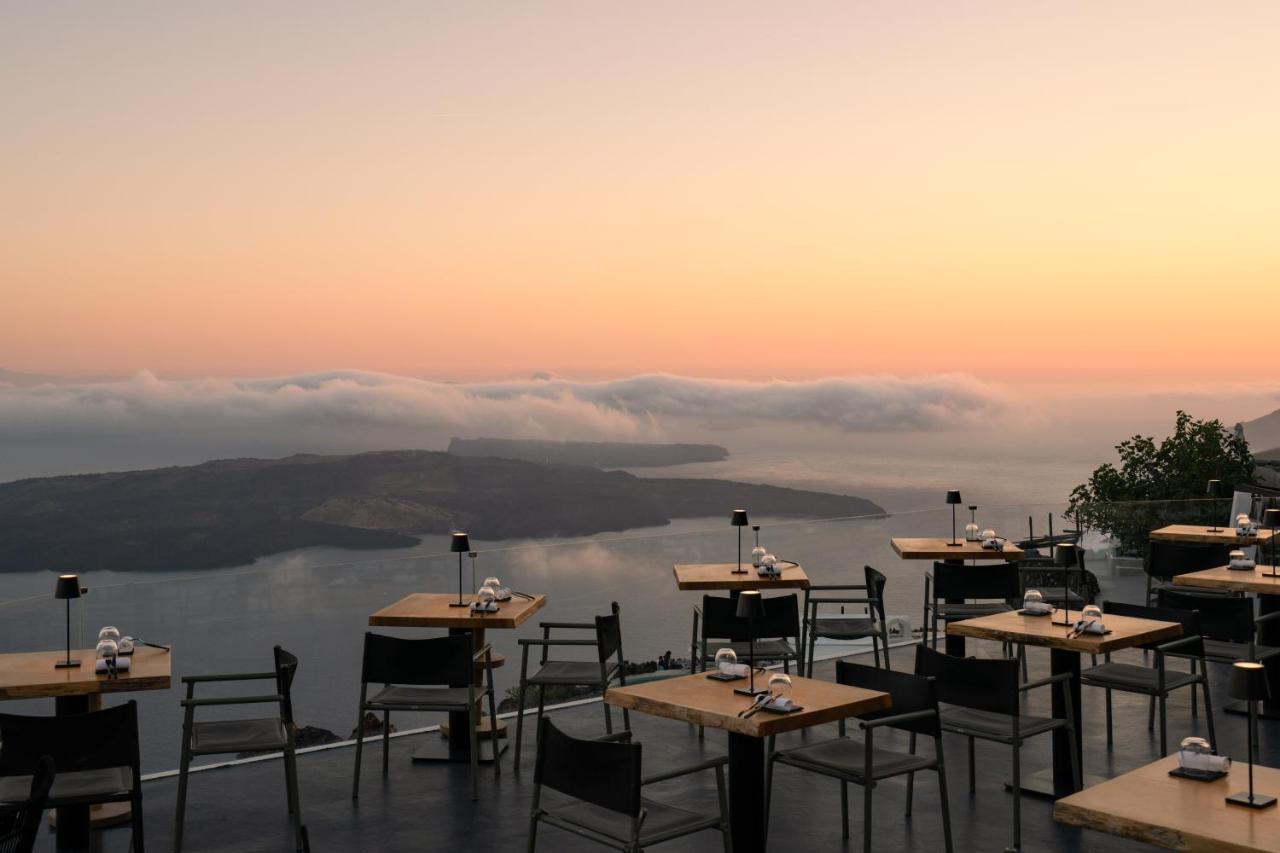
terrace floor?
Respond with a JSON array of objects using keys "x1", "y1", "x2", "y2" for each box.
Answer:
[{"x1": 32, "y1": 571, "x2": 1279, "y2": 852}]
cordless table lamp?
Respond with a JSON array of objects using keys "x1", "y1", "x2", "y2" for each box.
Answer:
[
  {"x1": 734, "y1": 590, "x2": 767, "y2": 696},
  {"x1": 1206, "y1": 480, "x2": 1223, "y2": 533},
  {"x1": 449, "y1": 532, "x2": 471, "y2": 607},
  {"x1": 1053, "y1": 544, "x2": 1080, "y2": 627},
  {"x1": 731, "y1": 509, "x2": 750, "y2": 574},
  {"x1": 946, "y1": 490, "x2": 963, "y2": 546},
  {"x1": 54, "y1": 574, "x2": 83, "y2": 668},
  {"x1": 1265, "y1": 508, "x2": 1280, "y2": 578},
  {"x1": 1226, "y1": 661, "x2": 1276, "y2": 809}
]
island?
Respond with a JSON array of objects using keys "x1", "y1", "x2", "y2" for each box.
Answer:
[
  {"x1": 447, "y1": 437, "x2": 729, "y2": 468},
  {"x1": 0, "y1": 450, "x2": 884, "y2": 573}
]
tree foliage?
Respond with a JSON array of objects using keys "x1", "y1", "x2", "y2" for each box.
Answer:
[{"x1": 1068, "y1": 411, "x2": 1255, "y2": 553}]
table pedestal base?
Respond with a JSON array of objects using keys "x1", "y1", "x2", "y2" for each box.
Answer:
[
  {"x1": 48, "y1": 801, "x2": 132, "y2": 830},
  {"x1": 727, "y1": 732, "x2": 766, "y2": 853}
]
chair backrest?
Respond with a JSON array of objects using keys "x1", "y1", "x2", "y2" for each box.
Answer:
[
  {"x1": 360, "y1": 633, "x2": 475, "y2": 688},
  {"x1": 931, "y1": 562, "x2": 1020, "y2": 602},
  {"x1": 1156, "y1": 589, "x2": 1255, "y2": 644},
  {"x1": 595, "y1": 602, "x2": 624, "y2": 665},
  {"x1": 837, "y1": 660, "x2": 939, "y2": 737},
  {"x1": 1102, "y1": 600, "x2": 1204, "y2": 655},
  {"x1": 0, "y1": 755, "x2": 54, "y2": 853},
  {"x1": 1145, "y1": 540, "x2": 1233, "y2": 583},
  {"x1": 702, "y1": 594, "x2": 800, "y2": 641},
  {"x1": 533, "y1": 717, "x2": 641, "y2": 817},
  {"x1": 274, "y1": 645, "x2": 300, "y2": 725},
  {"x1": 864, "y1": 565, "x2": 888, "y2": 624},
  {"x1": 914, "y1": 645, "x2": 1019, "y2": 716},
  {"x1": 0, "y1": 701, "x2": 139, "y2": 779}
]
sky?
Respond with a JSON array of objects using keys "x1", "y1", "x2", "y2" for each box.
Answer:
[{"x1": 3, "y1": 2, "x2": 1280, "y2": 385}]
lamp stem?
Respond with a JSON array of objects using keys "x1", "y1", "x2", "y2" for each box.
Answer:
[
  {"x1": 65, "y1": 597, "x2": 72, "y2": 665},
  {"x1": 749, "y1": 624, "x2": 755, "y2": 694},
  {"x1": 458, "y1": 552, "x2": 464, "y2": 606},
  {"x1": 952, "y1": 505, "x2": 957, "y2": 546},
  {"x1": 1250, "y1": 701, "x2": 1257, "y2": 802}
]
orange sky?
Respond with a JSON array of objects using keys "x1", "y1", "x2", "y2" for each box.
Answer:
[{"x1": 3, "y1": 3, "x2": 1280, "y2": 383}]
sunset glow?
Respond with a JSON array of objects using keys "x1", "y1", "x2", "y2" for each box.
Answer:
[{"x1": 4, "y1": 3, "x2": 1280, "y2": 382}]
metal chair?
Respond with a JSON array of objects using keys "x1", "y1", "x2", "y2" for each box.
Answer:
[
  {"x1": 767, "y1": 660, "x2": 954, "y2": 853},
  {"x1": 1144, "y1": 540, "x2": 1234, "y2": 604},
  {"x1": 0, "y1": 703, "x2": 144, "y2": 853},
  {"x1": 803, "y1": 566, "x2": 891, "y2": 675},
  {"x1": 0, "y1": 756, "x2": 53, "y2": 853},
  {"x1": 526, "y1": 718, "x2": 730, "y2": 852},
  {"x1": 351, "y1": 632, "x2": 498, "y2": 801},
  {"x1": 692, "y1": 593, "x2": 802, "y2": 674},
  {"x1": 923, "y1": 562, "x2": 1020, "y2": 652},
  {"x1": 915, "y1": 645, "x2": 1079, "y2": 853},
  {"x1": 176, "y1": 646, "x2": 302, "y2": 852},
  {"x1": 1156, "y1": 588, "x2": 1280, "y2": 667},
  {"x1": 1081, "y1": 600, "x2": 1215, "y2": 755},
  {"x1": 514, "y1": 602, "x2": 629, "y2": 772}
]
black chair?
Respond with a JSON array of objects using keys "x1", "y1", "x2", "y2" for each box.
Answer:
[
  {"x1": 1144, "y1": 540, "x2": 1234, "y2": 604},
  {"x1": 915, "y1": 645, "x2": 1078, "y2": 853},
  {"x1": 0, "y1": 756, "x2": 53, "y2": 853},
  {"x1": 176, "y1": 646, "x2": 302, "y2": 852},
  {"x1": 803, "y1": 566, "x2": 891, "y2": 675},
  {"x1": 692, "y1": 593, "x2": 801, "y2": 674},
  {"x1": 1080, "y1": 601, "x2": 1215, "y2": 755},
  {"x1": 0, "y1": 703, "x2": 144, "y2": 853},
  {"x1": 514, "y1": 603, "x2": 629, "y2": 772},
  {"x1": 923, "y1": 562, "x2": 1020, "y2": 650},
  {"x1": 351, "y1": 632, "x2": 498, "y2": 800},
  {"x1": 1157, "y1": 588, "x2": 1280, "y2": 667},
  {"x1": 767, "y1": 660, "x2": 953, "y2": 853},
  {"x1": 526, "y1": 718, "x2": 730, "y2": 852}
]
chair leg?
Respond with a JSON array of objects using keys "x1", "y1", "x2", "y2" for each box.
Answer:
[
  {"x1": 526, "y1": 814, "x2": 539, "y2": 853},
  {"x1": 1019, "y1": 645, "x2": 1028, "y2": 682},
  {"x1": 1105, "y1": 689, "x2": 1113, "y2": 748},
  {"x1": 905, "y1": 732, "x2": 917, "y2": 817},
  {"x1": 807, "y1": 632, "x2": 817, "y2": 678},
  {"x1": 285, "y1": 744, "x2": 299, "y2": 815},
  {"x1": 717, "y1": 763, "x2": 732, "y2": 853},
  {"x1": 602, "y1": 688, "x2": 614, "y2": 735},
  {"x1": 488, "y1": 687, "x2": 501, "y2": 771},
  {"x1": 1190, "y1": 659, "x2": 1198, "y2": 716},
  {"x1": 381, "y1": 711, "x2": 390, "y2": 776},
  {"x1": 968, "y1": 737, "x2": 976, "y2": 794},
  {"x1": 1010, "y1": 740, "x2": 1021, "y2": 852},
  {"x1": 937, "y1": 750, "x2": 955, "y2": 853},
  {"x1": 131, "y1": 788, "x2": 145, "y2": 853},
  {"x1": 286, "y1": 747, "x2": 303, "y2": 851},
  {"x1": 174, "y1": 747, "x2": 192, "y2": 853},
  {"x1": 514, "y1": 678, "x2": 529, "y2": 772},
  {"x1": 882, "y1": 626, "x2": 891, "y2": 669},
  {"x1": 863, "y1": 776, "x2": 874, "y2": 853},
  {"x1": 872, "y1": 635, "x2": 881, "y2": 670},
  {"x1": 352, "y1": 704, "x2": 366, "y2": 799},
  {"x1": 840, "y1": 780, "x2": 849, "y2": 839},
  {"x1": 1159, "y1": 693, "x2": 1168, "y2": 756},
  {"x1": 1203, "y1": 675, "x2": 1218, "y2": 752},
  {"x1": 1148, "y1": 695, "x2": 1156, "y2": 731},
  {"x1": 470, "y1": 701, "x2": 480, "y2": 802}
]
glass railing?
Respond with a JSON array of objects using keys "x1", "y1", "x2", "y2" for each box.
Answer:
[{"x1": 0, "y1": 496, "x2": 1245, "y2": 773}]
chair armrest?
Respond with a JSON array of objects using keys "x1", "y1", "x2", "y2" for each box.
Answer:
[
  {"x1": 538, "y1": 621, "x2": 597, "y2": 630},
  {"x1": 517, "y1": 638, "x2": 599, "y2": 647},
  {"x1": 807, "y1": 584, "x2": 869, "y2": 592},
  {"x1": 1257, "y1": 611, "x2": 1280, "y2": 625},
  {"x1": 472, "y1": 644, "x2": 493, "y2": 663},
  {"x1": 810, "y1": 597, "x2": 874, "y2": 606},
  {"x1": 181, "y1": 672, "x2": 276, "y2": 685},
  {"x1": 181, "y1": 694, "x2": 284, "y2": 708},
  {"x1": 1157, "y1": 635, "x2": 1202, "y2": 654},
  {"x1": 1019, "y1": 671, "x2": 1072, "y2": 693},
  {"x1": 642, "y1": 755, "x2": 729, "y2": 785},
  {"x1": 858, "y1": 709, "x2": 937, "y2": 730},
  {"x1": 591, "y1": 731, "x2": 635, "y2": 744}
]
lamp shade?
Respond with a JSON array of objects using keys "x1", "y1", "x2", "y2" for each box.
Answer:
[
  {"x1": 450, "y1": 532, "x2": 471, "y2": 553},
  {"x1": 1206, "y1": 479, "x2": 1222, "y2": 497},
  {"x1": 731, "y1": 509, "x2": 750, "y2": 527},
  {"x1": 736, "y1": 589, "x2": 765, "y2": 619},
  {"x1": 1228, "y1": 661, "x2": 1271, "y2": 703},
  {"x1": 1056, "y1": 543, "x2": 1079, "y2": 568},
  {"x1": 54, "y1": 574, "x2": 81, "y2": 600},
  {"x1": 1265, "y1": 508, "x2": 1280, "y2": 528},
  {"x1": 945, "y1": 490, "x2": 962, "y2": 505}
]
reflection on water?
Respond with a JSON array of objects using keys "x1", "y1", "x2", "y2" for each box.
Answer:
[{"x1": 0, "y1": 506, "x2": 1071, "y2": 772}]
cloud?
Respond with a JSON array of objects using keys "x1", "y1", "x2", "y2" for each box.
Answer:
[{"x1": 0, "y1": 369, "x2": 1008, "y2": 482}]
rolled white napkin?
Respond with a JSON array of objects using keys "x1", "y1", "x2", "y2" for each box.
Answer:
[
  {"x1": 493, "y1": 588, "x2": 512, "y2": 601},
  {"x1": 1022, "y1": 601, "x2": 1053, "y2": 615},
  {"x1": 1179, "y1": 749, "x2": 1230, "y2": 773},
  {"x1": 718, "y1": 662, "x2": 750, "y2": 678},
  {"x1": 1072, "y1": 620, "x2": 1106, "y2": 635},
  {"x1": 757, "y1": 566, "x2": 782, "y2": 578},
  {"x1": 1229, "y1": 555, "x2": 1257, "y2": 570},
  {"x1": 765, "y1": 696, "x2": 796, "y2": 712},
  {"x1": 981, "y1": 538, "x2": 1005, "y2": 551},
  {"x1": 470, "y1": 601, "x2": 499, "y2": 613},
  {"x1": 95, "y1": 657, "x2": 131, "y2": 674},
  {"x1": 1237, "y1": 524, "x2": 1259, "y2": 537}
]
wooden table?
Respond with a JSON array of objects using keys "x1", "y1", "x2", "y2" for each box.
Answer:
[
  {"x1": 892, "y1": 536, "x2": 1025, "y2": 656},
  {"x1": 1151, "y1": 524, "x2": 1275, "y2": 546},
  {"x1": 949, "y1": 610, "x2": 1181, "y2": 798},
  {"x1": 1055, "y1": 754, "x2": 1280, "y2": 851},
  {"x1": 605, "y1": 672, "x2": 890, "y2": 853},
  {"x1": 672, "y1": 562, "x2": 810, "y2": 591},
  {"x1": 369, "y1": 592, "x2": 545, "y2": 762},
  {"x1": 0, "y1": 647, "x2": 172, "y2": 851},
  {"x1": 1175, "y1": 565, "x2": 1280, "y2": 720}
]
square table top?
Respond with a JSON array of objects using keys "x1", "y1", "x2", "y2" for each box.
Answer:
[
  {"x1": 1054, "y1": 754, "x2": 1280, "y2": 852},
  {"x1": 1174, "y1": 565, "x2": 1280, "y2": 596},
  {"x1": 1150, "y1": 524, "x2": 1275, "y2": 546},
  {"x1": 604, "y1": 672, "x2": 890, "y2": 738},
  {"x1": 890, "y1": 537, "x2": 1025, "y2": 561},
  {"x1": 673, "y1": 563, "x2": 811, "y2": 591},
  {"x1": 369, "y1": 592, "x2": 546, "y2": 630},
  {"x1": 947, "y1": 609, "x2": 1182, "y2": 655},
  {"x1": 0, "y1": 647, "x2": 172, "y2": 701}
]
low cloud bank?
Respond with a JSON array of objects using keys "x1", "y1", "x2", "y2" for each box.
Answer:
[{"x1": 0, "y1": 370, "x2": 1007, "y2": 482}]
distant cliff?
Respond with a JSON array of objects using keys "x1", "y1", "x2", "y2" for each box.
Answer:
[
  {"x1": 0, "y1": 450, "x2": 883, "y2": 573},
  {"x1": 447, "y1": 437, "x2": 729, "y2": 468}
]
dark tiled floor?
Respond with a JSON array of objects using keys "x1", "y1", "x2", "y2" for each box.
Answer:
[{"x1": 34, "y1": 574, "x2": 1280, "y2": 852}]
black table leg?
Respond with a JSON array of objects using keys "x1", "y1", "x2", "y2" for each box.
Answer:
[
  {"x1": 53, "y1": 695, "x2": 91, "y2": 852},
  {"x1": 1049, "y1": 648, "x2": 1082, "y2": 797},
  {"x1": 727, "y1": 732, "x2": 766, "y2": 853},
  {"x1": 411, "y1": 627, "x2": 506, "y2": 762}
]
